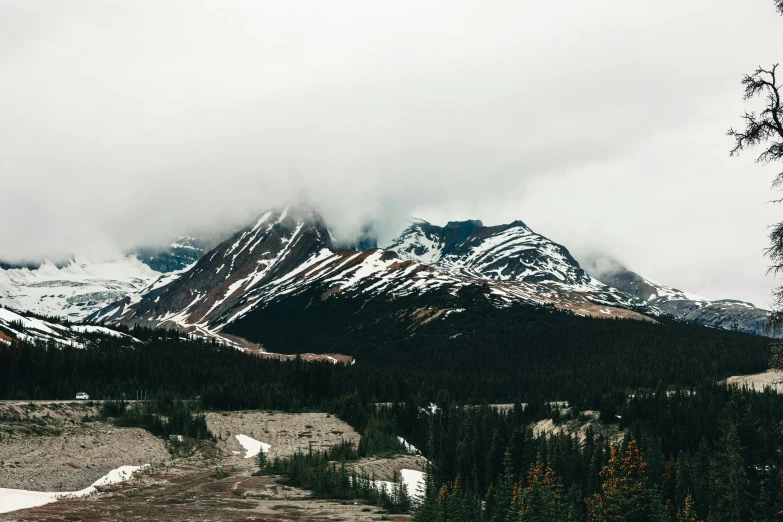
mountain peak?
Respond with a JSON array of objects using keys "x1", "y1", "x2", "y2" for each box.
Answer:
[
  {"x1": 387, "y1": 217, "x2": 599, "y2": 287},
  {"x1": 585, "y1": 256, "x2": 773, "y2": 335},
  {"x1": 444, "y1": 219, "x2": 484, "y2": 228},
  {"x1": 507, "y1": 219, "x2": 530, "y2": 230},
  {"x1": 90, "y1": 205, "x2": 336, "y2": 328},
  {"x1": 442, "y1": 220, "x2": 484, "y2": 254}
]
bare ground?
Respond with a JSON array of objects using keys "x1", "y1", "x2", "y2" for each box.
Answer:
[
  {"x1": 348, "y1": 456, "x2": 427, "y2": 482},
  {"x1": 0, "y1": 402, "x2": 170, "y2": 491},
  {"x1": 0, "y1": 422, "x2": 169, "y2": 492},
  {"x1": 725, "y1": 370, "x2": 783, "y2": 393},
  {"x1": 0, "y1": 402, "x2": 100, "y2": 423},
  {"x1": 1, "y1": 406, "x2": 411, "y2": 521},
  {"x1": 1, "y1": 461, "x2": 411, "y2": 521},
  {"x1": 531, "y1": 410, "x2": 621, "y2": 444},
  {"x1": 205, "y1": 411, "x2": 360, "y2": 460}
]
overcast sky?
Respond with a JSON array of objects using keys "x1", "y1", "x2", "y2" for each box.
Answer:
[{"x1": 2, "y1": 1, "x2": 783, "y2": 306}]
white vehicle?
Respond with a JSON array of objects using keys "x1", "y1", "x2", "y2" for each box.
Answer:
[{"x1": 75, "y1": 392, "x2": 90, "y2": 400}]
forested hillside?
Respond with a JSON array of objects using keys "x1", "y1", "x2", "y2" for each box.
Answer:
[
  {"x1": 2, "y1": 301, "x2": 771, "y2": 406},
  {"x1": 2, "y1": 301, "x2": 782, "y2": 520},
  {"x1": 225, "y1": 294, "x2": 770, "y2": 404},
  {"x1": 397, "y1": 382, "x2": 783, "y2": 521}
]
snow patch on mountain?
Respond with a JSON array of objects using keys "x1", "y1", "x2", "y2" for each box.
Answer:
[
  {"x1": 584, "y1": 257, "x2": 773, "y2": 336},
  {"x1": 386, "y1": 219, "x2": 653, "y2": 312},
  {"x1": 90, "y1": 208, "x2": 656, "y2": 344},
  {"x1": 0, "y1": 306, "x2": 136, "y2": 347}
]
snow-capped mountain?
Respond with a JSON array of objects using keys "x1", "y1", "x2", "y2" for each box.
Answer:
[
  {"x1": 132, "y1": 235, "x2": 215, "y2": 273},
  {"x1": 0, "y1": 256, "x2": 162, "y2": 321},
  {"x1": 91, "y1": 206, "x2": 336, "y2": 334},
  {"x1": 0, "y1": 236, "x2": 212, "y2": 321},
  {"x1": 6, "y1": 207, "x2": 770, "y2": 343},
  {"x1": 584, "y1": 258, "x2": 772, "y2": 336},
  {"x1": 90, "y1": 206, "x2": 655, "y2": 345},
  {"x1": 386, "y1": 218, "x2": 652, "y2": 311}
]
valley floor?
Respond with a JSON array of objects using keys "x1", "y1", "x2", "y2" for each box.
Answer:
[
  {"x1": 2, "y1": 462, "x2": 411, "y2": 522},
  {"x1": 0, "y1": 404, "x2": 416, "y2": 521},
  {"x1": 726, "y1": 370, "x2": 783, "y2": 393}
]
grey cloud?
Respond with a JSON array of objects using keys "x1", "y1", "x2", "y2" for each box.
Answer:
[{"x1": 1, "y1": 0, "x2": 782, "y2": 306}]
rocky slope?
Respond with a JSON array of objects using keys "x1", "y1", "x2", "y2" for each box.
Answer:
[
  {"x1": 386, "y1": 218, "x2": 653, "y2": 311},
  {"x1": 6, "y1": 207, "x2": 769, "y2": 341},
  {"x1": 132, "y1": 236, "x2": 214, "y2": 273},
  {"x1": 90, "y1": 206, "x2": 337, "y2": 334},
  {"x1": 90, "y1": 207, "x2": 655, "y2": 346},
  {"x1": 585, "y1": 258, "x2": 772, "y2": 336}
]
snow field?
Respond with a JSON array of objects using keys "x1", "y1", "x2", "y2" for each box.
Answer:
[
  {"x1": 0, "y1": 465, "x2": 144, "y2": 514},
  {"x1": 369, "y1": 469, "x2": 426, "y2": 502},
  {"x1": 235, "y1": 434, "x2": 271, "y2": 459}
]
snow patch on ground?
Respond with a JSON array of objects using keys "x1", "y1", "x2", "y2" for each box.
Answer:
[
  {"x1": 0, "y1": 488, "x2": 56, "y2": 514},
  {"x1": 0, "y1": 465, "x2": 144, "y2": 514},
  {"x1": 372, "y1": 469, "x2": 426, "y2": 501},
  {"x1": 397, "y1": 436, "x2": 421, "y2": 455},
  {"x1": 235, "y1": 434, "x2": 271, "y2": 459}
]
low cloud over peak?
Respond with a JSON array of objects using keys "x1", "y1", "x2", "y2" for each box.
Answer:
[{"x1": 1, "y1": 1, "x2": 781, "y2": 306}]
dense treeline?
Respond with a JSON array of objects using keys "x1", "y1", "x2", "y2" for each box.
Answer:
[
  {"x1": 226, "y1": 292, "x2": 772, "y2": 403},
  {"x1": 259, "y1": 449, "x2": 412, "y2": 513},
  {"x1": 102, "y1": 395, "x2": 211, "y2": 441},
  {"x1": 1, "y1": 302, "x2": 771, "y2": 410},
  {"x1": 388, "y1": 384, "x2": 783, "y2": 521}
]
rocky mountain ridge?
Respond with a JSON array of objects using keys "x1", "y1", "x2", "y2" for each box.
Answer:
[
  {"x1": 386, "y1": 218, "x2": 651, "y2": 309},
  {"x1": 3, "y1": 206, "x2": 772, "y2": 343},
  {"x1": 89, "y1": 207, "x2": 656, "y2": 346},
  {"x1": 585, "y1": 259, "x2": 772, "y2": 336}
]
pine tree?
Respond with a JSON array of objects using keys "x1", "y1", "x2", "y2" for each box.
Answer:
[
  {"x1": 710, "y1": 423, "x2": 750, "y2": 522},
  {"x1": 586, "y1": 440, "x2": 667, "y2": 522},
  {"x1": 484, "y1": 483, "x2": 497, "y2": 522},
  {"x1": 450, "y1": 475, "x2": 478, "y2": 522},
  {"x1": 508, "y1": 481, "x2": 523, "y2": 522},
  {"x1": 490, "y1": 450, "x2": 516, "y2": 522},
  {"x1": 678, "y1": 494, "x2": 700, "y2": 522},
  {"x1": 414, "y1": 463, "x2": 438, "y2": 522},
  {"x1": 674, "y1": 450, "x2": 691, "y2": 510},
  {"x1": 753, "y1": 482, "x2": 772, "y2": 522},
  {"x1": 391, "y1": 470, "x2": 411, "y2": 513},
  {"x1": 661, "y1": 455, "x2": 677, "y2": 519},
  {"x1": 467, "y1": 465, "x2": 486, "y2": 522},
  {"x1": 517, "y1": 460, "x2": 572, "y2": 522},
  {"x1": 690, "y1": 439, "x2": 712, "y2": 521},
  {"x1": 773, "y1": 477, "x2": 783, "y2": 521},
  {"x1": 436, "y1": 485, "x2": 451, "y2": 522}
]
